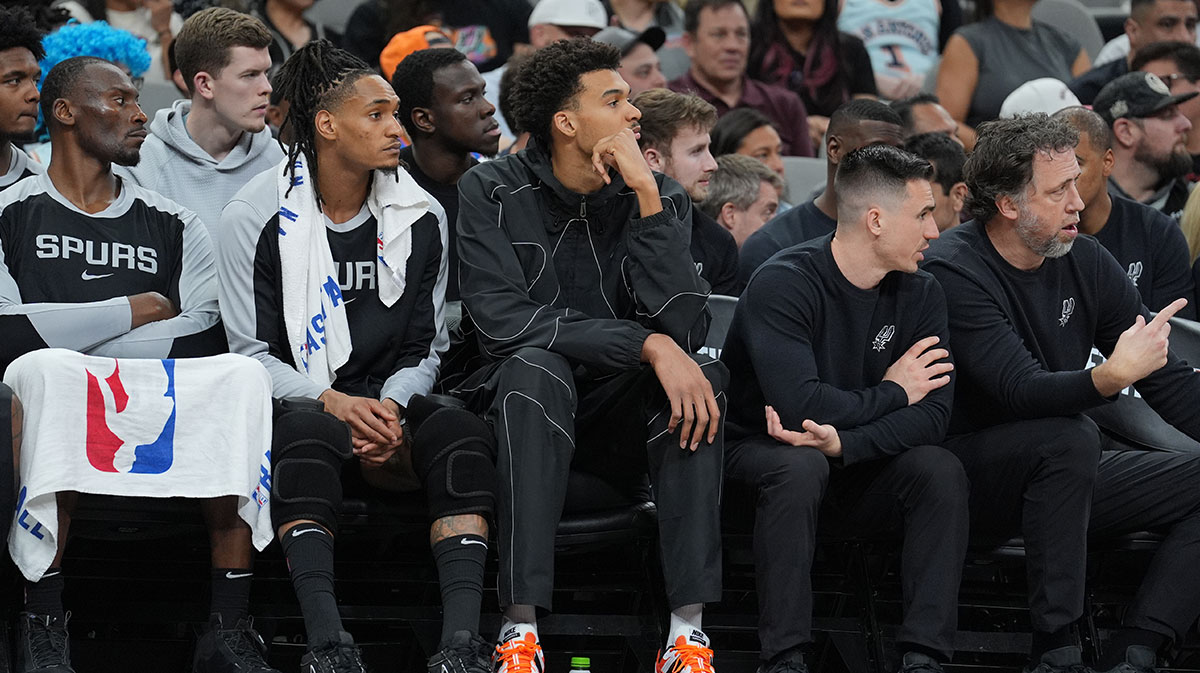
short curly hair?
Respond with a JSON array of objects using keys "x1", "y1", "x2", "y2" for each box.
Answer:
[
  {"x1": 508, "y1": 37, "x2": 621, "y2": 150},
  {"x1": 964, "y1": 114, "x2": 1078, "y2": 223},
  {"x1": 0, "y1": 5, "x2": 46, "y2": 62},
  {"x1": 391, "y1": 47, "x2": 469, "y2": 136}
]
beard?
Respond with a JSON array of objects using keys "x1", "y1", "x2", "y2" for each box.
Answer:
[
  {"x1": 1015, "y1": 206, "x2": 1073, "y2": 259},
  {"x1": 111, "y1": 146, "x2": 141, "y2": 167},
  {"x1": 1135, "y1": 142, "x2": 1194, "y2": 180}
]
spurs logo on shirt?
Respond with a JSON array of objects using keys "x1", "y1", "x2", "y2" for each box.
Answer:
[
  {"x1": 1127, "y1": 261, "x2": 1143, "y2": 287},
  {"x1": 1059, "y1": 297, "x2": 1076, "y2": 327},
  {"x1": 35, "y1": 234, "x2": 159, "y2": 274},
  {"x1": 336, "y1": 261, "x2": 377, "y2": 292},
  {"x1": 872, "y1": 325, "x2": 895, "y2": 352}
]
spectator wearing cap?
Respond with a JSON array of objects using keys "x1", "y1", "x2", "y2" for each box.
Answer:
[
  {"x1": 1071, "y1": 0, "x2": 1198, "y2": 104},
  {"x1": 669, "y1": 0, "x2": 815, "y2": 158},
  {"x1": 604, "y1": 0, "x2": 686, "y2": 39},
  {"x1": 1132, "y1": 41, "x2": 1200, "y2": 175},
  {"x1": 480, "y1": 0, "x2": 608, "y2": 145},
  {"x1": 593, "y1": 25, "x2": 668, "y2": 96},
  {"x1": 905, "y1": 132, "x2": 967, "y2": 231},
  {"x1": 379, "y1": 24, "x2": 453, "y2": 79},
  {"x1": 999, "y1": 78, "x2": 1082, "y2": 118},
  {"x1": 701, "y1": 154, "x2": 782, "y2": 247},
  {"x1": 1096, "y1": 71, "x2": 1197, "y2": 220},
  {"x1": 1054, "y1": 105, "x2": 1196, "y2": 318},
  {"x1": 634, "y1": 88, "x2": 740, "y2": 295},
  {"x1": 891, "y1": 94, "x2": 963, "y2": 146}
]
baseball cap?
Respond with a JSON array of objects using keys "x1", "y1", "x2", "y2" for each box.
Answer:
[
  {"x1": 379, "y1": 25, "x2": 453, "y2": 79},
  {"x1": 1094, "y1": 71, "x2": 1199, "y2": 125},
  {"x1": 527, "y1": 0, "x2": 607, "y2": 30},
  {"x1": 592, "y1": 26, "x2": 666, "y2": 55},
  {"x1": 998, "y1": 78, "x2": 1081, "y2": 118}
]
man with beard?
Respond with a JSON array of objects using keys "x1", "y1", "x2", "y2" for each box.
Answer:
[
  {"x1": 1095, "y1": 71, "x2": 1197, "y2": 219},
  {"x1": 392, "y1": 47, "x2": 501, "y2": 304},
  {"x1": 0, "y1": 6, "x2": 45, "y2": 191},
  {"x1": 924, "y1": 113, "x2": 1200, "y2": 673}
]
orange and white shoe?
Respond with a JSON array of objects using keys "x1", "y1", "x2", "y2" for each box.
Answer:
[
  {"x1": 656, "y1": 630, "x2": 716, "y2": 673},
  {"x1": 493, "y1": 628, "x2": 544, "y2": 673}
]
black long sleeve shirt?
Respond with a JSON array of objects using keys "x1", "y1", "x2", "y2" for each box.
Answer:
[
  {"x1": 1092, "y1": 193, "x2": 1195, "y2": 319},
  {"x1": 722, "y1": 234, "x2": 954, "y2": 465},
  {"x1": 923, "y1": 219, "x2": 1200, "y2": 439}
]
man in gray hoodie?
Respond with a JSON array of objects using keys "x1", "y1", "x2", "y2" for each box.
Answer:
[{"x1": 118, "y1": 7, "x2": 283, "y2": 233}]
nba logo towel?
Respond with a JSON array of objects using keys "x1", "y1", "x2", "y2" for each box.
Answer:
[{"x1": 3, "y1": 349, "x2": 275, "y2": 581}]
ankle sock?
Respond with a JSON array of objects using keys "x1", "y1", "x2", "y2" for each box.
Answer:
[
  {"x1": 668, "y1": 603, "x2": 705, "y2": 648},
  {"x1": 433, "y1": 534, "x2": 487, "y2": 648},
  {"x1": 210, "y1": 567, "x2": 252, "y2": 626},
  {"x1": 280, "y1": 522, "x2": 343, "y2": 649},
  {"x1": 24, "y1": 568, "x2": 64, "y2": 621}
]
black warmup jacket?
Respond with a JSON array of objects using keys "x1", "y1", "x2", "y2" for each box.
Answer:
[
  {"x1": 924, "y1": 219, "x2": 1200, "y2": 439},
  {"x1": 456, "y1": 144, "x2": 711, "y2": 371}
]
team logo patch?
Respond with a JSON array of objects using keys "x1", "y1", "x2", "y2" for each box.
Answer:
[
  {"x1": 1059, "y1": 297, "x2": 1076, "y2": 327},
  {"x1": 85, "y1": 360, "x2": 176, "y2": 474},
  {"x1": 873, "y1": 325, "x2": 895, "y2": 352},
  {"x1": 1127, "y1": 261, "x2": 1143, "y2": 287}
]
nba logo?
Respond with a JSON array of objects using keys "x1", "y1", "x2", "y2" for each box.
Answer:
[{"x1": 85, "y1": 360, "x2": 176, "y2": 474}]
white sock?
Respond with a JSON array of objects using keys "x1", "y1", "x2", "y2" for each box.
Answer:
[
  {"x1": 668, "y1": 603, "x2": 706, "y2": 647},
  {"x1": 499, "y1": 604, "x2": 538, "y2": 643}
]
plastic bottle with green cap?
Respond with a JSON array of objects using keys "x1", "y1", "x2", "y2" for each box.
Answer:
[{"x1": 568, "y1": 656, "x2": 591, "y2": 672}]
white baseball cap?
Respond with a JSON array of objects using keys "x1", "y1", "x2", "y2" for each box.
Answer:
[
  {"x1": 528, "y1": 0, "x2": 608, "y2": 30},
  {"x1": 999, "y1": 78, "x2": 1082, "y2": 118}
]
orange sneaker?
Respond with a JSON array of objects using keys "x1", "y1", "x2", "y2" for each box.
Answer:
[
  {"x1": 493, "y1": 628, "x2": 544, "y2": 673},
  {"x1": 656, "y1": 631, "x2": 716, "y2": 673}
]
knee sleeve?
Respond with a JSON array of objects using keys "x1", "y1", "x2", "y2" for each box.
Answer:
[
  {"x1": 270, "y1": 397, "x2": 352, "y2": 533},
  {"x1": 408, "y1": 395, "x2": 497, "y2": 522}
]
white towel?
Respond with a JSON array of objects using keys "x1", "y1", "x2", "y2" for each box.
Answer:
[
  {"x1": 277, "y1": 155, "x2": 432, "y2": 388},
  {"x1": 4, "y1": 349, "x2": 275, "y2": 581}
]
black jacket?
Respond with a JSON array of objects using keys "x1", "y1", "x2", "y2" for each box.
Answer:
[{"x1": 457, "y1": 144, "x2": 711, "y2": 373}]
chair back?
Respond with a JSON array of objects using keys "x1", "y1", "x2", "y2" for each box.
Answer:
[{"x1": 1032, "y1": 0, "x2": 1105, "y2": 59}]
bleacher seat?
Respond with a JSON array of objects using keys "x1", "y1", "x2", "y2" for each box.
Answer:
[
  {"x1": 304, "y1": 1, "x2": 357, "y2": 35},
  {"x1": 657, "y1": 46, "x2": 691, "y2": 82},
  {"x1": 1033, "y1": 0, "x2": 1106, "y2": 60},
  {"x1": 136, "y1": 81, "x2": 183, "y2": 120},
  {"x1": 783, "y1": 156, "x2": 826, "y2": 203}
]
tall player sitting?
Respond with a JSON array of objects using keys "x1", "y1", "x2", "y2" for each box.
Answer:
[
  {"x1": 0, "y1": 6, "x2": 45, "y2": 191},
  {"x1": 217, "y1": 41, "x2": 497, "y2": 673},
  {"x1": 0, "y1": 56, "x2": 278, "y2": 673}
]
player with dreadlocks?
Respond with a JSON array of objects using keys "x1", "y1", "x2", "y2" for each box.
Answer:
[
  {"x1": 0, "y1": 5, "x2": 46, "y2": 191},
  {"x1": 217, "y1": 40, "x2": 498, "y2": 673}
]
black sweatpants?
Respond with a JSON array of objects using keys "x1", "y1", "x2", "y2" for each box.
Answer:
[
  {"x1": 946, "y1": 416, "x2": 1200, "y2": 643},
  {"x1": 453, "y1": 347, "x2": 727, "y2": 612},
  {"x1": 724, "y1": 439, "x2": 969, "y2": 661}
]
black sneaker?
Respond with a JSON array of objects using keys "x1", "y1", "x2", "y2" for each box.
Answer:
[
  {"x1": 300, "y1": 632, "x2": 366, "y2": 673},
  {"x1": 425, "y1": 630, "x2": 491, "y2": 673},
  {"x1": 757, "y1": 648, "x2": 808, "y2": 673},
  {"x1": 1099, "y1": 646, "x2": 1157, "y2": 673},
  {"x1": 15, "y1": 613, "x2": 71, "y2": 673},
  {"x1": 1026, "y1": 646, "x2": 1093, "y2": 673},
  {"x1": 193, "y1": 613, "x2": 281, "y2": 673},
  {"x1": 898, "y1": 652, "x2": 944, "y2": 673}
]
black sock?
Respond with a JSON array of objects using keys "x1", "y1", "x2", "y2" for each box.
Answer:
[
  {"x1": 1099, "y1": 628, "x2": 1168, "y2": 670},
  {"x1": 280, "y1": 523, "x2": 343, "y2": 649},
  {"x1": 1031, "y1": 627, "x2": 1076, "y2": 665},
  {"x1": 210, "y1": 567, "x2": 253, "y2": 626},
  {"x1": 25, "y1": 567, "x2": 64, "y2": 621},
  {"x1": 433, "y1": 533, "x2": 488, "y2": 648}
]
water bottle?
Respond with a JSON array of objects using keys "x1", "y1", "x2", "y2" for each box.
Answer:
[{"x1": 568, "y1": 656, "x2": 591, "y2": 672}]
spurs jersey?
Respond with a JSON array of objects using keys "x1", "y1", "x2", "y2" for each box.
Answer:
[{"x1": 0, "y1": 173, "x2": 222, "y2": 373}]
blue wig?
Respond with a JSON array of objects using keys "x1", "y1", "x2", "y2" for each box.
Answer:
[{"x1": 35, "y1": 21, "x2": 152, "y2": 138}]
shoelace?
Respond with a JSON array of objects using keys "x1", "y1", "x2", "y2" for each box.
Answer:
[
  {"x1": 330, "y1": 643, "x2": 366, "y2": 673},
  {"x1": 26, "y1": 617, "x2": 69, "y2": 668},
  {"x1": 666, "y1": 642, "x2": 716, "y2": 673},
  {"x1": 494, "y1": 636, "x2": 541, "y2": 673},
  {"x1": 218, "y1": 627, "x2": 270, "y2": 668}
]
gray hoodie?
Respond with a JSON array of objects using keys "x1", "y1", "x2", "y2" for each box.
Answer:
[{"x1": 117, "y1": 99, "x2": 285, "y2": 236}]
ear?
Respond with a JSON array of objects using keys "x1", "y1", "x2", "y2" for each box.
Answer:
[
  {"x1": 950, "y1": 182, "x2": 968, "y2": 213},
  {"x1": 719, "y1": 201, "x2": 739, "y2": 228},
  {"x1": 553, "y1": 109, "x2": 577, "y2": 141},
  {"x1": 996, "y1": 192, "x2": 1021, "y2": 220},
  {"x1": 826, "y1": 135, "x2": 842, "y2": 165},
  {"x1": 643, "y1": 146, "x2": 664, "y2": 171},
  {"x1": 315, "y1": 108, "x2": 337, "y2": 142},
  {"x1": 411, "y1": 106, "x2": 435, "y2": 135},
  {"x1": 682, "y1": 31, "x2": 695, "y2": 59},
  {"x1": 1101, "y1": 148, "x2": 1116, "y2": 177},
  {"x1": 1111, "y1": 118, "x2": 1139, "y2": 149},
  {"x1": 865, "y1": 205, "x2": 884, "y2": 236},
  {"x1": 193, "y1": 71, "x2": 216, "y2": 101},
  {"x1": 1124, "y1": 16, "x2": 1139, "y2": 43},
  {"x1": 52, "y1": 98, "x2": 75, "y2": 128}
]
